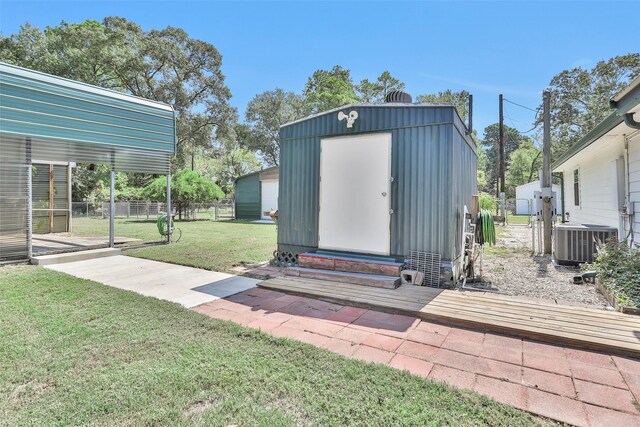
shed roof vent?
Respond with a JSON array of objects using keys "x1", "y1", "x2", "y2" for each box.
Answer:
[{"x1": 385, "y1": 90, "x2": 412, "y2": 103}]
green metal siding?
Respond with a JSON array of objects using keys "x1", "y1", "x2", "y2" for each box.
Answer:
[
  {"x1": 277, "y1": 104, "x2": 477, "y2": 262},
  {"x1": 0, "y1": 63, "x2": 175, "y2": 154},
  {"x1": 235, "y1": 173, "x2": 261, "y2": 219}
]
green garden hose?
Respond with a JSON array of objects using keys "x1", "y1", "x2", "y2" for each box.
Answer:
[
  {"x1": 157, "y1": 215, "x2": 182, "y2": 242},
  {"x1": 157, "y1": 215, "x2": 169, "y2": 237},
  {"x1": 480, "y1": 209, "x2": 496, "y2": 246}
]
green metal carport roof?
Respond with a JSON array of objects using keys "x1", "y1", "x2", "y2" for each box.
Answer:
[
  {"x1": 0, "y1": 62, "x2": 176, "y2": 261},
  {"x1": 0, "y1": 62, "x2": 176, "y2": 173}
]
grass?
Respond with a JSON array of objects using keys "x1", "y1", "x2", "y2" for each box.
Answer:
[
  {"x1": 71, "y1": 217, "x2": 277, "y2": 273},
  {"x1": 0, "y1": 265, "x2": 550, "y2": 426},
  {"x1": 505, "y1": 213, "x2": 532, "y2": 226}
]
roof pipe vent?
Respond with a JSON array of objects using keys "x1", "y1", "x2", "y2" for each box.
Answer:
[{"x1": 385, "y1": 90, "x2": 412, "y2": 103}]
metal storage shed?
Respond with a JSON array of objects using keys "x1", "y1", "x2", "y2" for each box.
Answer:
[
  {"x1": 0, "y1": 62, "x2": 176, "y2": 262},
  {"x1": 234, "y1": 167, "x2": 279, "y2": 220},
  {"x1": 276, "y1": 102, "x2": 477, "y2": 282}
]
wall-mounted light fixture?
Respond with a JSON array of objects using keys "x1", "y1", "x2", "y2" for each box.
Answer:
[{"x1": 338, "y1": 110, "x2": 358, "y2": 128}]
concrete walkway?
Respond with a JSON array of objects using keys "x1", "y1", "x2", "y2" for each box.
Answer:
[
  {"x1": 194, "y1": 287, "x2": 640, "y2": 427},
  {"x1": 45, "y1": 255, "x2": 259, "y2": 308}
]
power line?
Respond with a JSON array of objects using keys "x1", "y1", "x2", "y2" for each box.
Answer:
[
  {"x1": 503, "y1": 98, "x2": 538, "y2": 112},
  {"x1": 502, "y1": 98, "x2": 543, "y2": 134},
  {"x1": 504, "y1": 114, "x2": 539, "y2": 135}
]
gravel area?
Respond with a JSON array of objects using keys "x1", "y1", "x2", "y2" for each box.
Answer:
[{"x1": 473, "y1": 225, "x2": 611, "y2": 308}]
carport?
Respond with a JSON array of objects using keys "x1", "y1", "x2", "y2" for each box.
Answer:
[{"x1": 0, "y1": 62, "x2": 176, "y2": 262}]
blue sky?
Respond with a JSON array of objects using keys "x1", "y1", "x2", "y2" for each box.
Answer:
[{"x1": 1, "y1": 1, "x2": 637, "y2": 140}]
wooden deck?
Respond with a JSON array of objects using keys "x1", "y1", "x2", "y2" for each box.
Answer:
[{"x1": 259, "y1": 276, "x2": 640, "y2": 357}]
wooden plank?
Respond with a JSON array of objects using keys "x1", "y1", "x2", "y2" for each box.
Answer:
[
  {"x1": 418, "y1": 305, "x2": 640, "y2": 356},
  {"x1": 266, "y1": 278, "x2": 427, "y2": 311},
  {"x1": 259, "y1": 277, "x2": 640, "y2": 357},
  {"x1": 281, "y1": 276, "x2": 635, "y2": 323},
  {"x1": 423, "y1": 296, "x2": 640, "y2": 343},
  {"x1": 272, "y1": 278, "x2": 640, "y2": 332},
  {"x1": 273, "y1": 279, "x2": 640, "y2": 341},
  {"x1": 420, "y1": 292, "x2": 639, "y2": 334},
  {"x1": 432, "y1": 293, "x2": 640, "y2": 331},
  {"x1": 262, "y1": 279, "x2": 424, "y2": 316},
  {"x1": 442, "y1": 291, "x2": 637, "y2": 321},
  {"x1": 277, "y1": 277, "x2": 441, "y2": 303}
]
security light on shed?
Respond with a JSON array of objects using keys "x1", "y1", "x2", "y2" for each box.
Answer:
[{"x1": 337, "y1": 110, "x2": 358, "y2": 128}]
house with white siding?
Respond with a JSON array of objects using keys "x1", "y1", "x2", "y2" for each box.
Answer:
[{"x1": 552, "y1": 76, "x2": 640, "y2": 245}]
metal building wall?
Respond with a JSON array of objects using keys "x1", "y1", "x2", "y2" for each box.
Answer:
[
  {"x1": 277, "y1": 104, "x2": 477, "y2": 262},
  {"x1": 234, "y1": 173, "x2": 261, "y2": 220},
  {"x1": 0, "y1": 135, "x2": 30, "y2": 261}
]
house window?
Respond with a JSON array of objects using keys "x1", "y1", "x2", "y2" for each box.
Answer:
[{"x1": 573, "y1": 169, "x2": 580, "y2": 206}]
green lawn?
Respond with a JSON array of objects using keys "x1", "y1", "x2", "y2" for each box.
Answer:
[
  {"x1": 506, "y1": 213, "x2": 532, "y2": 226},
  {"x1": 71, "y1": 218, "x2": 277, "y2": 273},
  {"x1": 0, "y1": 265, "x2": 549, "y2": 426}
]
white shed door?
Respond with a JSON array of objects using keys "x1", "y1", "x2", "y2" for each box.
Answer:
[
  {"x1": 319, "y1": 133, "x2": 392, "y2": 255},
  {"x1": 261, "y1": 179, "x2": 278, "y2": 219}
]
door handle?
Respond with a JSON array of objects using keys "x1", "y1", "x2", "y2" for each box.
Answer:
[{"x1": 381, "y1": 192, "x2": 387, "y2": 197}]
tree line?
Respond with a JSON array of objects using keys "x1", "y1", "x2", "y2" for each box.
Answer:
[{"x1": 1, "y1": 18, "x2": 638, "y2": 206}]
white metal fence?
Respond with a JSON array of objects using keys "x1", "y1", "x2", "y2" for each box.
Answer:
[{"x1": 71, "y1": 200, "x2": 235, "y2": 221}]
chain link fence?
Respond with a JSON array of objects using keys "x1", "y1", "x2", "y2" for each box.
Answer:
[
  {"x1": 71, "y1": 200, "x2": 235, "y2": 221},
  {"x1": 493, "y1": 198, "x2": 533, "y2": 226}
]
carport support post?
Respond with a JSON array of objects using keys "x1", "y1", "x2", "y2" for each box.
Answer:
[
  {"x1": 27, "y1": 137, "x2": 32, "y2": 259},
  {"x1": 166, "y1": 173, "x2": 172, "y2": 243},
  {"x1": 109, "y1": 166, "x2": 115, "y2": 248}
]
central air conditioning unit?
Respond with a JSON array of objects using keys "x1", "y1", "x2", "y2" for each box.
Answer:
[{"x1": 554, "y1": 223, "x2": 618, "y2": 265}]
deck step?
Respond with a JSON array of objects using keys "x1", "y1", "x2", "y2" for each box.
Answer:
[
  {"x1": 298, "y1": 252, "x2": 403, "y2": 277},
  {"x1": 284, "y1": 266, "x2": 401, "y2": 289},
  {"x1": 31, "y1": 248, "x2": 121, "y2": 266}
]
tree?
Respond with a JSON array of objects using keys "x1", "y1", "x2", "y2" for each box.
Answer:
[
  {"x1": 356, "y1": 71, "x2": 405, "y2": 103},
  {"x1": 506, "y1": 147, "x2": 542, "y2": 197},
  {"x1": 243, "y1": 89, "x2": 306, "y2": 166},
  {"x1": 71, "y1": 164, "x2": 144, "y2": 202},
  {"x1": 303, "y1": 65, "x2": 358, "y2": 113},
  {"x1": 481, "y1": 124, "x2": 534, "y2": 195},
  {"x1": 0, "y1": 18, "x2": 236, "y2": 170},
  {"x1": 416, "y1": 89, "x2": 471, "y2": 123},
  {"x1": 142, "y1": 169, "x2": 224, "y2": 220},
  {"x1": 199, "y1": 128, "x2": 261, "y2": 195},
  {"x1": 211, "y1": 148, "x2": 261, "y2": 196},
  {"x1": 376, "y1": 71, "x2": 406, "y2": 100},
  {"x1": 475, "y1": 139, "x2": 490, "y2": 193},
  {"x1": 539, "y1": 54, "x2": 640, "y2": 159}
]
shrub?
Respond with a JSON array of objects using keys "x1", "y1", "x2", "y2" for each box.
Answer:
[
  {"x1": 478, "y1": 192, "x2": 497, "y2": 211},
  {"x1": 142, "y1": 169, "x2": 224, "y2": 220},
  {"x1": 586, "y1": 239, "x2": 640, "y2": 308}
]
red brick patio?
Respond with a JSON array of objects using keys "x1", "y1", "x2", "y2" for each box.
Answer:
[{"x1": 193, "y1": 287, "x2": 640, "y2": 427}]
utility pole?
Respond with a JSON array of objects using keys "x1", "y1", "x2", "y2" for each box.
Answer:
[
  {"x1": 542, "y1": 90, "x2": 552, "y2": 254},
  {"x1": 496, "y1": 94, "x2": 505, "y2": 217},
  {"x1": 498, "y1": 94, "x2": 505, "y2": 198}
]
